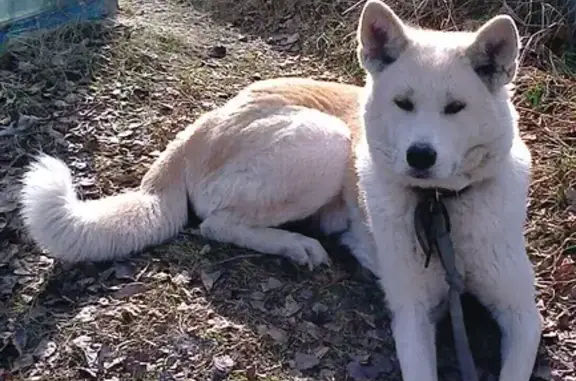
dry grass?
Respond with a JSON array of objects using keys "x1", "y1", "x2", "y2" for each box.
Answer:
[
  {"x1": 192, "y1": 0, "x2": 575, "y2": 75},
  {"x1": 0, "y1": 0, "x2": 574, "y2": 380},
  {"x1": 513, "y1": 67, "x2": 576, "y2": 376}
]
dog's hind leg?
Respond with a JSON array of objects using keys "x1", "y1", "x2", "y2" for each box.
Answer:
[
  {"x1": 316, "y1": 194, "x2": 350, "y2": 235},
  {"x1": 193, "y1": 106, "x2": 351, "y2": 269},
  {"x1": 200, "y1": 213, "x2": 330, "y2": 269}
]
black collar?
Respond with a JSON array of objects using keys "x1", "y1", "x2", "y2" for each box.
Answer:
[{"x1": 411, "y1": 185, "x2": 472, "y2": 200}]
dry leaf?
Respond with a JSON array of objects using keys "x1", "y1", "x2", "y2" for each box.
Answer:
[
  {"x1": 260, "y1": 277, "x2": 283, "y2": 292},
  {"x1": 74, "y1": 305, "x2": 98, "y2": 323},
  {"x1": 212, "y1": 354, "x2": 235, "y2": 380},
  {"x1": 34, "y1": 339, "x2": 57, "y2": 360},
  {"x1": 113, "y1": 262, "x2": 136, "y2": 280},
  {"x1": 249, "y1": 300, "x2": 267, "y2": 312},
  {"x1": 282, "y1": 294, "x2": 301, "y2": 317},
  {"x1": 10, "y1": 354, "x2": 34, "y2": 372},
  {"x1": 207, "y1": 316, "x2": 234, "y2": 330},
  {"x1": 152, "y1": 272, "x2": 170, "y2": 281},
  {"x1": 0, "y1": 244, "x2": 19, "y2": 264},
  {"x1": 199, "y1": 244, "x2": 211, "y2": 255},
  {"x1": 250, "y1": 291, "x2": 265, "y2": 301},
  {"x1": 17, "y1": 115, "x2": 40, "y2": 130},
  {"x1": 557, "y1": 310, "x2": 572, "y2": 331},
  {"x1": 314, "y1": 345, "x2": 329, "y2": 359},
  {"x1": 293, "y1": 352, "x2": 320, "y2": 371},
  {"x1": 104, "y1": 355, "x2": 126, "y2": 370},
  {"x1": 0, "y1": 275, "x2": 18, "y2": 295},
  {"x1": 200, "y1": 270, "x2": 221, "y2": 291},
  {"x1": 118, "y1": 130, "x2": 133, "y2": 138},
  {"x1": 11, "y1": 327, "x2": 28, "y2": 355},
  {"x1": 298, "y1": 321, "x2": 320, "y2": 340},
  {"x1": 171, "y1": 271, "x2": 191, "y2": 286},
  {"x1": 258, "y1": 324, "x2": 288, "y2": 344},
  {"x1": 72, "y1": 335, "x2": 101, "y2": 373},
  {"x1": 112, "y1": 282, "x2": 148, "y2": 299}
]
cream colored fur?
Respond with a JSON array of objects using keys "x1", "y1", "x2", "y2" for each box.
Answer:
[{"x1": 20, "y1": 1, "x2": 541, "y2": 380}]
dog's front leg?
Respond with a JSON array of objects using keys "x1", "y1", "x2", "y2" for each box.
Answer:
[
  {"x1": 374, "y1": 229, "x2": 446, "y2": 381},
  {"x1": 468, "y1": 240, "x2": 541, "y2": 381},
  {"x1": 388, "y1": 302, "x2": 439, "y2": 381},
  {"x1": 496, "y1": 305, "x2": 540, "y2": 381}
]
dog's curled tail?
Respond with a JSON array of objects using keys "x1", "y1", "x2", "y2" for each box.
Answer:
[{"x1": 20, "y1": 147, "x2": 189, "y2": 263}]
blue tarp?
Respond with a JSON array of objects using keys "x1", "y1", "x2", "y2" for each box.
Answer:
[{"x1": 0, "y1": 0, "x2": 117, "y2": 46}]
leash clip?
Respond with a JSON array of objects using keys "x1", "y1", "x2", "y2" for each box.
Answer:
[{"x1": 414, "y1": 191, "x2": 451, "y2": 268}]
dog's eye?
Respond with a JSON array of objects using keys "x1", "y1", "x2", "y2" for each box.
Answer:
[
  {"x1": 394, "y1": 98, "x2": 414, "y2": 112},
  {"x1": 444, "y1": 101, "x2": 466, "y2": 115}
]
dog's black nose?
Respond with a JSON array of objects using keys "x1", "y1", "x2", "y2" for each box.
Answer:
[{"x1": 406, "y1": 143, "x2": 437, "y2": 170}]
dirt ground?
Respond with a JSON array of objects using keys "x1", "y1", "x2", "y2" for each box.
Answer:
[{"x1": 0, "y1": 0, "x2": 574, "y2": 380}]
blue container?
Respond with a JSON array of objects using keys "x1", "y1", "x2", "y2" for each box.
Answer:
[{"x1": 0, "y1": 0, "x2": 117, "y2": 46}]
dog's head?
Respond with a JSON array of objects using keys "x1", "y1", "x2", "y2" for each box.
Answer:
[{"x1": 357, "y1": 0, "x2": 521, "y2": 189}]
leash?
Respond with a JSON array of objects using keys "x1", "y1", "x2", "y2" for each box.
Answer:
[{"x1": 413, "y1": 187, "x2": 479, "y2": 381}]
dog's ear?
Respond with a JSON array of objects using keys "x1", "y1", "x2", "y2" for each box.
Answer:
[
  {"x1": 466, "y1": 15, "x2": 521, "y2": 91},
  {"x1": 357, "y1": 0, "x2": 409, "y2": 73}
]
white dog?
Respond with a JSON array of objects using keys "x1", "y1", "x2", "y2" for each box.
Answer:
[{"x1": 20, "y1": 1, "x2": 541, "y2": 379}]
